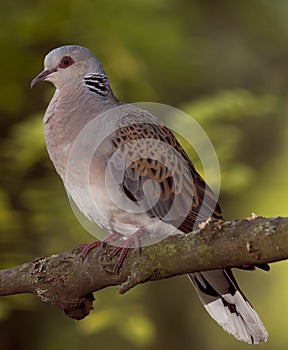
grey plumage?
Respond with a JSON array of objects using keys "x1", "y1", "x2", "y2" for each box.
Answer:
[{"x1": 31, "y1": 45, "x2": 268, "y2": 343}]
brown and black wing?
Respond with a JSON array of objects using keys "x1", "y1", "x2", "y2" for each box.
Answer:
[{"x1": 109, "y1": 111, "x2": 222, "y2": 233}]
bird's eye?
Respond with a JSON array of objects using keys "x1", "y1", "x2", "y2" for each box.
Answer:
[{"x1": 59, "y1": 56, "x2": 74, "y2": 68}]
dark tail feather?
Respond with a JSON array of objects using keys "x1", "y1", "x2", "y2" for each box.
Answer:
[{"x1": 188, "y1": 269, "x2": 268, "y2": 344}]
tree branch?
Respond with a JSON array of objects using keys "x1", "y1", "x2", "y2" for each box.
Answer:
[{"x1": 0, "y1": 216, "x2": 287, "y2": 320}]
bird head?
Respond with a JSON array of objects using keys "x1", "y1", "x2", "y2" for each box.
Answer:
[{"x1": 31, "y1": 45, "x2": 107, "y2": 89}]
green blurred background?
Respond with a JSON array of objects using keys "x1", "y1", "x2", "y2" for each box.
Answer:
[{"x1": 1, "y1": 0, "x2": 288, "y2": 349}]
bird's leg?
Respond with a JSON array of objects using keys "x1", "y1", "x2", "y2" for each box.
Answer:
[
  {"x1": 102, "y1": 232, "x2": 122, "y2": 246},
  {"x1": 78, "y1": 228, "x2": 145, "y2": 272},
  {"x1": 110, "y1": 228, "x2": 145, "y2": 272},
  {"x1": 78, "y1": 232, "x2": 122, "y2": 258}
]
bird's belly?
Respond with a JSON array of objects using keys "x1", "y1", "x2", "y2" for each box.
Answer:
[
  {"x1": 66, "y1": 171, "x2": 177, "y2": 245},
  {"x1": 66, "y1": 170, "x2": 150, "y2": 236}
]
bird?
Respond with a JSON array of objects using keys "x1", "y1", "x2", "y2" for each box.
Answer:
[{"x1": 31, "y1": 45, "x2": 268, "y2": 344}]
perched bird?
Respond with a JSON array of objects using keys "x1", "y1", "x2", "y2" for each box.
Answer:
[{"x1": 31, "y1": 45, "x2": 268, "y2": 343}]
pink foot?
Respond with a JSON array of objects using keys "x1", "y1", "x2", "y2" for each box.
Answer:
[
  {"x1": 77, "y1": 229, "x2": 145, "y2": 273},
  {"x1": 78, "y1": 241, "x2": 101, "y2": 258},
  {"x1": 78, "y1": 232, "x2": 121, "y2": 258},
  {"x1": 110, "y1": 228, "x2": 145, "y2": 272}
]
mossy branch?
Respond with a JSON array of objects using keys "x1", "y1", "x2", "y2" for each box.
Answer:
[{"x1": 0, "y1": 216, "x2": 287, "y2": 320}]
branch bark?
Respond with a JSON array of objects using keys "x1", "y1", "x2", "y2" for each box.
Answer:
[{"x1": 0, "y1": 216, "x2": 287, "y2": 320}]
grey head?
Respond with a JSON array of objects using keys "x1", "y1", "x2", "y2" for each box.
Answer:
[{"x1": 31, "y1": 45, "x2": 110, "y2": 95}]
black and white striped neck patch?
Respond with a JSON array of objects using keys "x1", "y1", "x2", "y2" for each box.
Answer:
[{"x1": 83, "y1": 73, "x2": 109, "y2": 96}]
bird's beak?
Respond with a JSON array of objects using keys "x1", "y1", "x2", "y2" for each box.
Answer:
[{"x1": 30, "y1": 68, "x2": 57, "y2": 88}]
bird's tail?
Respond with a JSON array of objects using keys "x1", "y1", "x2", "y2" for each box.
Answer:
[{"x1": 187, "y1": 269, "x2": 268, "y2": 344}]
